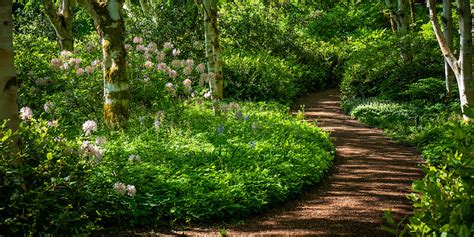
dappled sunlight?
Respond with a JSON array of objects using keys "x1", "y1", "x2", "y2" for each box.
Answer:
[{"x1": 181, "y1": 89, "x2": 423, "y2": 236}]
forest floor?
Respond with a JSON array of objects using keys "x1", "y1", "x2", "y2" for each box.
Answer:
[{"x1": 124, "y1": 89, "x2": 424, "y2": 236}]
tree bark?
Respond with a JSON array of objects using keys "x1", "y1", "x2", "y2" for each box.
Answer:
[
  {"x1": 0, "y1": 0, "x2": 18, "y2": 132},
  {"x1": 43, "y1": 0, "x2": 75, "y2": 51},
  {"x1": 77, "y1": 0, "x2": 129, "y2": 129},
  {"x1": 442, "y1": 0, "x2": 455, "y2": 95},
  {"x1": 398, "y1": 0, "x2": 412, "y2": 61},
  {"x1": 427, "y1": 0, "x2": 474, "y2": 121},
  {"x1": 456, "y1": 0, "x2": 473, "y2": 120},
  {"x1": 385, "y1": 0, "x2": 399, "y2": 31},
  {"x1": 202, "y1": 0, "x2": 223, "y2": 100},
  {"x1": 409, "y1": 0, "x2": 416, "y2": 25}
]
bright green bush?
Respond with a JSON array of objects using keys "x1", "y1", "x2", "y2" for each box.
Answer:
[
  {"x1": 0, "y1": 120, "x2": 103, "y2": 235},
  {"x1": 305, "y1": 2, "x2": 386, "y2": 41},
  {"x1": 409, "y1": 122, "x2": 474, "y2": 237},
  {"x1": 220, "y1": 2, "x2": 340, "y2": 97},
  {"x1": 223, "y1": 49, "x2": 298, "y2": 103},
  {"x1": 341, "y1": 29, "x2": 443, "y2": 102}
]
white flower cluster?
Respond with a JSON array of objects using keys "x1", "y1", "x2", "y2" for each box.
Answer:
[
  {"x1": 82, "y1": 120, "x2": 97, "y2": 136},
  {"x1": 20, "y1": 107, "x2": 33, "y2": 121},
  {"x1": 114, "y1": 182, "x2": 137, "y2": 197},
  {"x1": 51, "y1": 50, "x2": 101, "y2": 76},
  {"x1": 128, "y1": 154, "x2": 141, "y2": 163},
  {"x1": 81, "y1": 140, "x2": 103, "y2": 163}
]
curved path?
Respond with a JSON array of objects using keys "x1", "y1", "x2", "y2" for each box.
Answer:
[{"x1": 135, "y1": 90, "x2": 423, "y2": 236}]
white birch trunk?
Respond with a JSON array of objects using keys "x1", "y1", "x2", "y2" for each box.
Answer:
[
  {"x1": 442, "y1": 0, "x2": 455, "y2": 94},
  {"x1": 43, "y1": 0, "x2": 75, "y2": 51},
  {"x1": 428, "y1": 0, "x2": 474, "y2": 120},
  {"x1": 77, "y1": 0, "x2": 129, "y2": 129},
  {"x1": 203, "y1": 0, "x2": 223, "y2": 100},
  {"x1": 0, "y1": 0, "x2": 18, "y2": 132}
]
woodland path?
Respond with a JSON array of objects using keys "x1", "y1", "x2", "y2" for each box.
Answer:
[{"x1": 132, "y1": 89, "x2": 424, "y2": 236}]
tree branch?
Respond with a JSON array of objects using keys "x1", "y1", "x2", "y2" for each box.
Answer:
[{"x1": 427, "y1": 0, "x2": 460, "y2": 77}]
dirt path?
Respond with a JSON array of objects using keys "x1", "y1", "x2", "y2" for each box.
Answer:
[{"x1": 135, "y1": 90, "x2": 423, "y2": 236}]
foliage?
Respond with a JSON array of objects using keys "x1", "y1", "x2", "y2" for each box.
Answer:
[
  {"x1": 223, "y1": 49, "x2": 298, "y2": 103},
  {"x1": 341, "y1": 28, "x2": 443, "y2": 102},
  {"x1": 220, "y1": 1, "x2": 341, "y2": 98},
  {"x1": 96, "y1": 102, "x2": 334, "y2": 226},
  {"x1": 408, "y1": 122, "x2": 473, "y2": 236},
  {"x1": 345, "y1": 97, "x2": 473, "y2": 237},
  {"x1": 305, "y1": 2, "x2": 386, "y2": 41},
  {"x1": 0, "y1": 120, "x2": 102, "y2": 235},
  {"x1": 0, "y1": 102, "x2": 334, "y2": 234}
]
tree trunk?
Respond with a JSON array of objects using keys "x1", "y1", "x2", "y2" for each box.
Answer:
[
  {"x1": 0, "y1": 0, "x2": 18, "y2": 132},
  {"x1": 385, "y1": 0, "x2": 399, "y2": 31},
  {"x1": 78, "y1": 0, "x2": 129, "y2": 129},
  {"x1": 457, "y1": 0, "x2": 473, "y2": 120},
  {"x1": 43, "y1": 0, "x2": 74, "y2": 51},
  {"x1": 442, "y1": 0, "x2": 455, "y2": 95},
  {"x1": 202, "y1": 0, "x2": 223, "y2": 100},
  {"x1": 398, "y1": 0, "x2": 412, "y2": 62},
  {"x1": 409, "y1": 0, "x2": 416, "y2": 25},
  {"x1": 427, "y1": 0, "x2": 474, "y2": 121}
]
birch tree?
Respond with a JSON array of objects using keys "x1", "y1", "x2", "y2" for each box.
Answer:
[
  {"x1": 427, "y1": 0, "x2": 474, "y2": 121},
  {"x1": 441, "y1": 0, "x2": 455, "y2": 94},
  {"x1": 385, "y1": 0, "x2": 411, "y2": 61},
  {"x1": 43, "y1": 0, "x2": 75, "y2": 51},
  {"x1": 202, "y1": 0, "x2": 223, "y2": 100},
  {"x1": 77, "y1": 0, "x2": 129, "y2": 129},
  {"x1": 0, "y1": 0, "x2": 19, "y2": 132}
]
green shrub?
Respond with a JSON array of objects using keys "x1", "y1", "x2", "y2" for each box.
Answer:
[
  {"x1": 0, "y1": 120, "x2": 103, "y2": 235},
  {"x1": 223, "y1": 49, "x2": 298, "y2": 103},
  {"x1": 408, "y1": 122, "x2": 474, "y2": 237},
  {"x1": 341, "y1": 29, "x2": 443, "y2": 102},
  {"x1": 402, "y1": 77, "x2": 447, "y2": 103}
]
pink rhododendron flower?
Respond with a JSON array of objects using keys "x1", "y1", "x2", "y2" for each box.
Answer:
[
  {"x1": 204, "y1": 91, "x2": 211, "y2": 99},
  {"x1": 133, "y1": 36, "x2": 143, "y2": 44},
  {"x1": 147, "y1": 42, "x2": 157, "y2": 52},
  {"x1": 144, "y1": 60, "x2": 153, "y2": 69},
  {"x1": 51, "y1": 58, "x2": 62, "y2": 69},
  {"x1": 165, "y1": 83, "x2": 175, "y2": 93},
  {"x1": 156, "y1": 62, "x2": 168, "y2": 72},
  {"x1": 136, "y1": 45, "x2": 145, "y2": 51},
  {"x1": 82, "y1": 120, "x2": 97, "y2": 136},
  {"x1": 163, "y1": 42, "x2": 173, "y2": 49},
  {"x1": 114, "y1": 182, "x2": 127, "y2": 195},
  {"x1": 156, "y1": 51, "x2": 166, "y2": 62},
  {"x1": 20, "y1": 107, "x2": 33, "y2": 121},
  {"x1": 91, "y1": 60, "x2": 101, "y2": 67},
  {"x1": 183, "y1": 66, "x2": 192, "y2": 75},
  {"x1": 183, "y1": 78, "x2": 192, "y2": 88},
  {"x1": 196, "y1": 63, "x2": 206, "y2": 73},
  {"x1": 76, "y1": 68, "x2": 85, "y2": 76},
  {"x1": 172, "y1": 48, "x2": 180, "y2": 56},
  {"x1": 168, "y1": 70, "x2": 178, "y2": 78},
  {"x1": 60, "y1": 50, "x2": 72, "y2": 58},
  {"x1": 126, "y1": 185, "x2": 137, "y2": 197},
  {"x1": 44, "y1": 101, "x2": 55, "y2": 113},
  {"x1": 171, "y1": 60, "x2": 182, "y2": 68},
  {"x1": 85, "y1": 66, "x2": 94, "y2": 74}
]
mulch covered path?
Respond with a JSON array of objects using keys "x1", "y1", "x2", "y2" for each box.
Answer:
[{"x1": 126, "y1": 89, "x2": 424, "y2": 236}]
